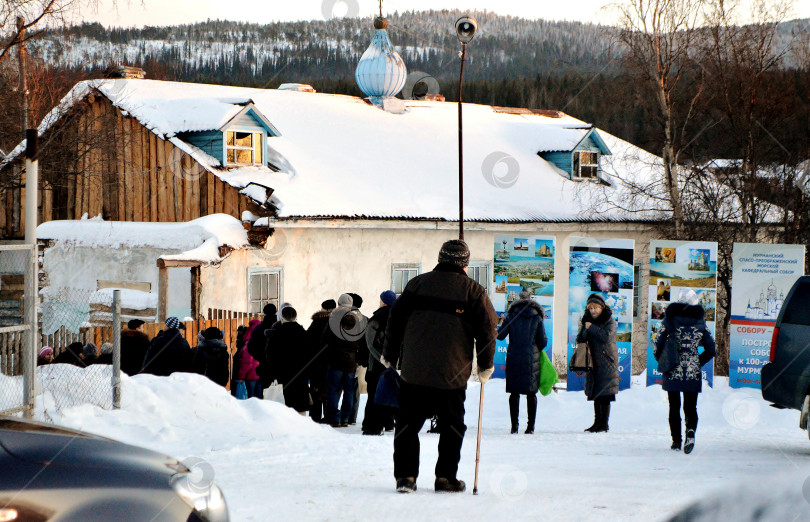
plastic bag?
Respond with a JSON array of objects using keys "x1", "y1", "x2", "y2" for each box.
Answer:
[
  {"x1": 539, "y1": 350, "x2": 559, "y2": 397},
  {"x1": 235, "y1": 380, "x2": 248, "y2": 400}
]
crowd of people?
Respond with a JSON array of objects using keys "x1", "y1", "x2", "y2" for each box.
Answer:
[{"x1": 34, "y1": 238, "x2": 718, "y2": 493}]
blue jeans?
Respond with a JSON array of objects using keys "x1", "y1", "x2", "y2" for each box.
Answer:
[
  {"x1": 326, "y1": 367, "x2": 357, "y2": 424},
  {"x1": 245, "y1": 379, "x2": 263, "y2": 399}
]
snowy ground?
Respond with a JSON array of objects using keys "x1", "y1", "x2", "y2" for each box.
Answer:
[{"x1": 36, "y1": 369, "x2": 810, "y2": 521}]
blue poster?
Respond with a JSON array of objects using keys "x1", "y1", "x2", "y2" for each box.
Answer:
[
  {"x1": 646, "y1": 241, "x2": 717, "y2": 387},
  {"x1": 729, "y1": 243, "x2": 805, "y2": 389},
  {"x1": 493, "y1": 235, "x2": 555, "y2": 379},
  {"x1": 567, "y1": 237, "x2": 634, "y2": 392}
]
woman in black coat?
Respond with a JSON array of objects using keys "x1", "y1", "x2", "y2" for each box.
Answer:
[
  {"x1": 654, "y1": 288, "x2": 716, "y2": 454},
  {"x1": 497, "y1": 291, "x2": 547, "y2": 434},
  {"x1": 576, "y1": 294, "x2": 618, "y2": 433},
  {"x1": 268, "y1": 306, "x2": 312, "y2": 413},
  {"x1": 191, "y1": 327, "x2": 230, "y2": 387}
]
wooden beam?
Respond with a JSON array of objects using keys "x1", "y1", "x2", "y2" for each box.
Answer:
[
  {"x1": 149, "y1": 132, "x2": 158, "y2": 222},
  {"x1": 157, "y1": 265, "x2": 169, "y2": 323},
  {"x1": 157, "y1": 259, "x2": 203, "y2": 268},
  {"x1": 190, "y1": 266, "x2": 201, "y2": 320}
]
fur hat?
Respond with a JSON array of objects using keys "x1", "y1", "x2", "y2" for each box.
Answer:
[
  {"x1": 100, "y1": 343, "x2": 113, "y2": 355},
  {"x1": 348, "y1": 293, "x2": 363, "y2": 308},
  {"x1": 127, "y1": 319, "x2": 145, "y2": 330},
  {"x1": 338, "y1": 293, "x2": 354, "y2": 307},
  {"x1": 519, "y1": 290, "x2": 532, "y2": 300},
  {"x1": 202, "y1": 326, "x2": 224, "y2": 340},
  {"x1": 677, "y1": 288, "x2": 699, "y2": 306},
  {"x1": 263, "y1": 303, "x2": 278, "y2": 317},
  {"x1": 438, "y1": 239, "x2": 470, "y2": 268},
  {"x1": 281, "y1": 306, "x2": 297, "y2": 322},
  {"x1": 586, "y1": 294, "x2": 606, "y2": 309},
  {"x1": 322, "y1": 299, "x2": 337, "y2": 311},
  {"x1": 165, "y1": 317, "x2": 181, "y2": 329},
  {"x1": 380, "y1": 290, "x2": 397, "y2": 307}
]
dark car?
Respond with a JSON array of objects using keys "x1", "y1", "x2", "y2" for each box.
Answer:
[
  {"x1": 0, "y1": 416, "x2": 228, "y2": 521},
  {"x1": 761, "y1": 275, "x2": 810, "y2": 437}
]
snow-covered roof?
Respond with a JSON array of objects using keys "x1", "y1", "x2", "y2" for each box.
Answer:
[
  {"x1": 9, "y1": 79, "x2": 666, "y2": 223},
  {"x1": 37, "y1": 213, "x2": 250, "y2": 264}
]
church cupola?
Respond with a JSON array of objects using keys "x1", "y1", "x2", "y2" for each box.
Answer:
[{"x1": 355, "y1": 5, "x2": 407, "y2": 109}]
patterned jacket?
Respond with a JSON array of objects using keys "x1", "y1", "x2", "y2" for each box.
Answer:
[{"x1": 654, "y1": 303, "x2": 716, "y2": 393}]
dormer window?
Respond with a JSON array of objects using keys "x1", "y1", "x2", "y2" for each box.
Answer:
[
  {"x1": 573, "y1": 151, "x2": 599, "y2": 179},
  {"x1": 226, "y1": 130, "x2": 264, "y2": 166}
]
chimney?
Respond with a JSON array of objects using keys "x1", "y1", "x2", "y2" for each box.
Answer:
[{"x1": 113, "y1": 65, "x2": 146, "y2": 79}]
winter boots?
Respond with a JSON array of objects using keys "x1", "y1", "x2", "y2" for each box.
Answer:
[
  {"x1": 396, "y1": 477, "x2": 417, "y2": 493},
  {"x1": 435, "y1": 477, "x2": 466, "y2": 493},
  {"x1": 585, "y1": 400, "x2": 610, "y2": 433},
  {"x1": 510, "y1": 393, "x2": 537, "y2": 434},
  {"x1": 671, "y1": 441, "x2": 682, "y2": 451},
  {"x1": 683, "y1": 429, "x2": 696, "y2": 454}
]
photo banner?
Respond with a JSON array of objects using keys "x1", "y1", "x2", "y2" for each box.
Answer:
[
  {"x1": 492, "y1": 235, "x2": 556, "y2": 379},
  {"x1": 567, "y1": 237, "x2": 634, "y2": 392},
  {"x1": 646, "y1": 241, "x2": 718, "y2": 387},
  {"x1": 729, "y1": 243, "x2": 805, "y2": 389}
]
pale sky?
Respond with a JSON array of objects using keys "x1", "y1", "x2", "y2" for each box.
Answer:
[{"x1": 79, "y1": 0, "x2": 810, "y2": 28}]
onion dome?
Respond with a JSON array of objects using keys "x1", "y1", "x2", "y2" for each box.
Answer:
[{"x1": 355, "y1": 16, "x2": 407, "y2": 105}]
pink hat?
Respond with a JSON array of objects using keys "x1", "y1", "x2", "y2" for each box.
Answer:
[{"x1": 39, "y1": 346, "x2": 54, "y2": 357}]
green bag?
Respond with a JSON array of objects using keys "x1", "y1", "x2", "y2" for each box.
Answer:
[{"x1": 539, "y1": 350, "x2": 558, "y2": 397}]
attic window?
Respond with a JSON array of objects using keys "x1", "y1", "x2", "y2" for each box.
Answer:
[
  {"x1": 226, "y1": 130, "x2": 264, "y2": 166},
  {"x1": 573, "y1": 151, "x2": 599, "y2": 180}
]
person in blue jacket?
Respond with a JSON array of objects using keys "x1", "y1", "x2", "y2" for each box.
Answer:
[
  {"x1": 654, "y1": 288, "x2": 716, "y2": 454},
  {"x1": 497, "y1": 291, "x2": 547, "y2": 434}
]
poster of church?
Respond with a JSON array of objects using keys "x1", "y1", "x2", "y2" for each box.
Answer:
[
  {"x1": 493, "y1": 235, "x2": 555, "y2": 379},
  {"x1": 646, "y1": 240, "x2": 717, "y2": 387},
  {"x1": 729, "y1": 243, "x2": 806, "y2": 389}
]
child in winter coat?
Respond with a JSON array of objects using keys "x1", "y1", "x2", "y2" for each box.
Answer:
[{"x1": 238, "y1": 319, "x2": 263, "y2": 399}]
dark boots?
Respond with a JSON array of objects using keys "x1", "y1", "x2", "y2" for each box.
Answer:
[
  {"x1": 585, "y1": 399, "x2": 611, "y2": 433},
  {"x1": 525, "y1": 394, "x2": 537, "y2": 434},
  {"x1": 510, "y1": 394, "x2": 537, "y2": 434}
]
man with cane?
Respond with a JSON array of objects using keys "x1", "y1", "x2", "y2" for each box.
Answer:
[{"x1": 382, "y1": 239, "x2": 498, "y2": 494}]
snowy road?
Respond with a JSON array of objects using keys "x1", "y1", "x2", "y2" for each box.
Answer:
[{"x1": 49, "y1": 371, "x2": 810, "y2": 521}]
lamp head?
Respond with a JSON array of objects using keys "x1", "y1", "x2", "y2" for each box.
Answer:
[{"x1": 455, "y1": 16, "x2": 478, "y2": 44}]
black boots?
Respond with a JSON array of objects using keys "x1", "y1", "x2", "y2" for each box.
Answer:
[
  {"x1": 585, "y1": 399, "x2": 611, "y2": 433},
  {"x1": 525, "y1": 394, "x2": 537, "y2": 434},
  {"x1": 510, "y1": 394, "x2": 537, "y2": 434},
  {"x1": 683, "y1": 429, "x2": 696, "y2": 454}
]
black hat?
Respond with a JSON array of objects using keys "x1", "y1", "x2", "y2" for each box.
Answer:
[
  {"x1": 586, "y1": 294, "x2": 607, "y2": 309},
  {"x1": 438, "y1": 239, "x2": 470, "y2": 268},
  {"x1": 348, "y1": 293, "x2": 363, "y2": 308},
  {"x1": 322, "y1": 299, "x2": 337, "y2": 311},
  {"x1": 202, "y1": 326, "x2": 224, "y2": 340},
  {"x1": 281, "y1": 306, "x2": 297, "y2": 322},
  {"x1": 128, "y1": 319, "x2": 146, "y2": 330},
  {"x1": 263, "y1": 303, "x2": 278, "y2": 317}
]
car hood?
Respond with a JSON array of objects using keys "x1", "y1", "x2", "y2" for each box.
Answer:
[{"x1": 0, "y1": 417, "x2": 186, "y2": 475}]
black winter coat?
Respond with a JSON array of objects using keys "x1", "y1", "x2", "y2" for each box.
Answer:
[
  {"x1": 321, "y1": 315, "x2": 360, "y2": 374},
  {"x1": 270, "y1": 321, "x2": 311, "y2": 412},
  {"x1": 248, "y1": 316, "x2": 276, "y2": 386},
  {"x1": 306, "y1": 311, "x2": 331, "y2": 389},
  {"x1": 383, "y1": 263, "x2": 498, "y2": 390},
  {"x1": 654, "y1": 303, "x2": 716, "y2": 393},
  {"x1": 497, "y1": 298, "x2": 547, "y2": 394},
  {"x1": 191, "y1": 338, "x2": 230, "y2": 387},
  {"x1": 120, "y1": 329, "x2": 150, "y2": 376},
  {"x1": 576, "y1": 308, "x2": 619, "y2": 400},
  {"x1": 141, "y1": 329, "x2": 192, "y2": 376},
  {"x1": 365, "y1": 306, "x2": 391, "y2": 377}
]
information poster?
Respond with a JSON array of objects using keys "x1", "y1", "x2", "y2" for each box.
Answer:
[
  {"x1": 492, "y1": 235, "x2": 555, "y2": 379},
  {"x1": 646, "y1": 241, "x2": 717, "y2": 387},
  {"x1": 729, "y1": 243, "x2": 805, "y2": 389},
  {"x1": 566, "y1": 237, "x2": 634, "y2": 392}
]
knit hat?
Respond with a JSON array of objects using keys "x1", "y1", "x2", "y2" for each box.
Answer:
[
  {"x1": 165, "y1": 317, "x2": 181, "y2": 329},
  {"x1": 127, "y1": 319, "x2": 145, "y2": 330},
  {"x1": 202, "y1": 326, "x2": 224, "y2": 340},
  {"x1": 380, "y1": 290, "x2": 397, "y2": 307},
  {"x1": 263, "y1": 303, "x2": 278, "y2": 317},
  {"x1": 348, "y1": 293, "x2": 363, "y2": 308},
  {"x1": 677, "y1": 288, "x2": 700, "y2": 306},
  {"x1": 338, "y1": 293, "x2": 354, "y2": 308},
  {"x1": 586, "y1": 294, "x2": 606, "y2": 309},
  {"x1": 39, "y1": 346, "x2": 53, "y2": 357},
  {"x1": 322, "y1": 299, "x2": 337, "y2": 311},
  {"x1": 438, "y1": 239, "x2": 470, "y2": 268},
  {"x1": 519, "y1": 290, "x2": 532, "y2": 300}
]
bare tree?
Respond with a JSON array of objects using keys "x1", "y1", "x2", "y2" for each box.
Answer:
[{"x1": 611, "y1": 0, "x2": 709, "y2": 236}]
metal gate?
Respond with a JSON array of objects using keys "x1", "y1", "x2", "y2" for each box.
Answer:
[{"x1": 0, "y1": 242, "x2": 36, "y2": 417}]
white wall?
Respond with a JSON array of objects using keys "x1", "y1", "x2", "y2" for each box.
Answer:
[{"x1": 199, "y1": 221, "x2": 658, "y2": 372}]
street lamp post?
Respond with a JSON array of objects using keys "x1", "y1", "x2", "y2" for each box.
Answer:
[{"x1": 455, "y1": 16, "x2": 477, "y2": 241}]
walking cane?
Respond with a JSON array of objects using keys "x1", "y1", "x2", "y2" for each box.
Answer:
[{"x1": 473, "y1": 381, "x2": 485, "y2": 495}]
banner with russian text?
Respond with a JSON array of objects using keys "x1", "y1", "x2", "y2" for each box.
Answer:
[
  {"x1": 646, "y1": 241, "x2": 717, "y2": 387},
  {"x1": 729, "y1": 243, "x2": 805, "y2": 389},
  {"x1": 493, "y1": 235, "x2": 555, "y2": 379},
  {"x1": 567, "y1": 237, "x2": 633, "y2": 392}
]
